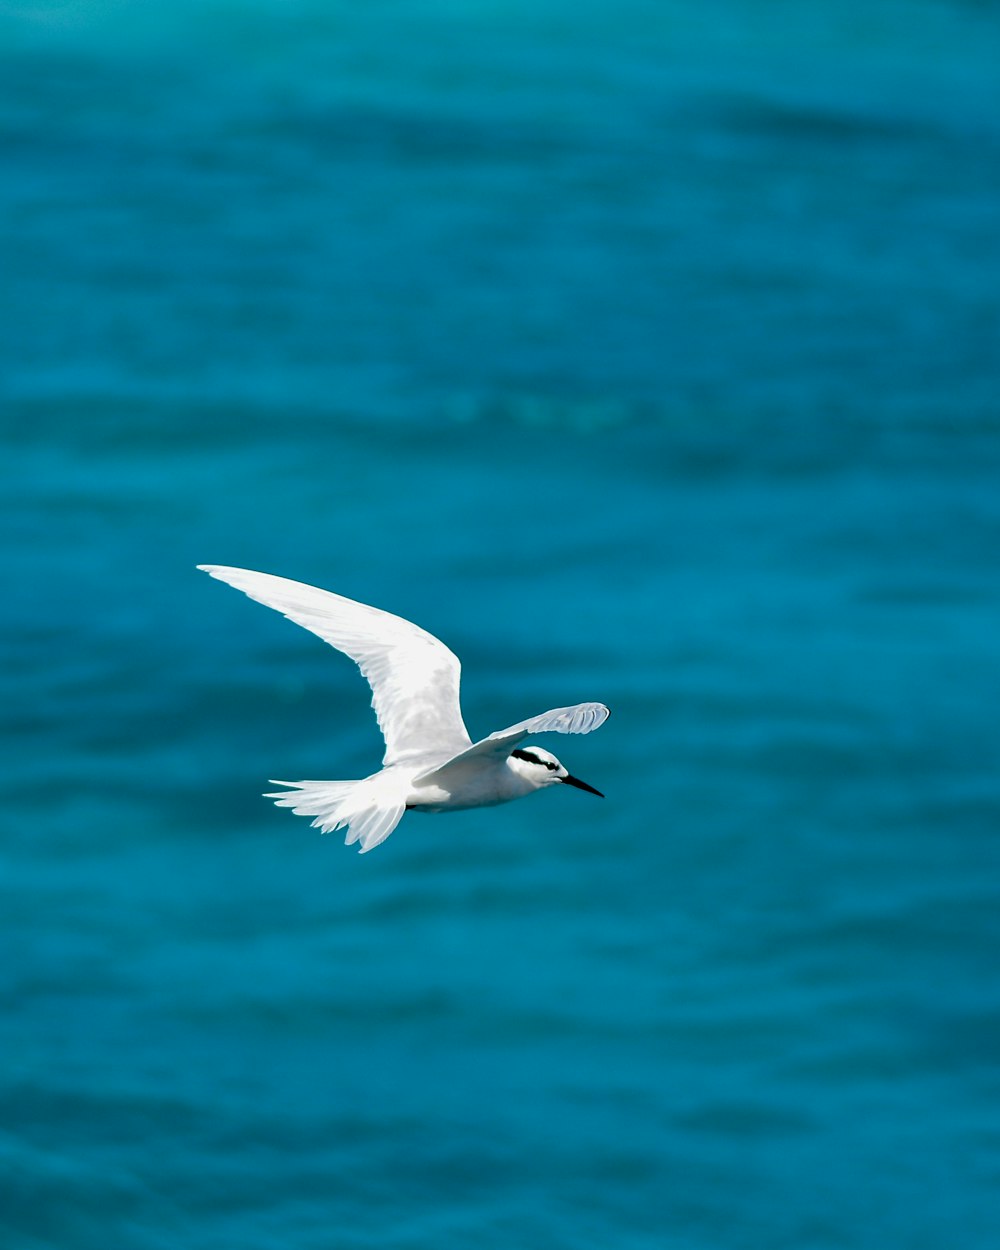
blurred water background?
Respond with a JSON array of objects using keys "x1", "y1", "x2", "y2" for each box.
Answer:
[{"x1": 3, "y1": 2, "x2": 1000, "y2": 1247}]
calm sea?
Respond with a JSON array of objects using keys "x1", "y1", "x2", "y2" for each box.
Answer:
[{"x1": 3, "y1": 2, "x2": 999, "y2": 1247}]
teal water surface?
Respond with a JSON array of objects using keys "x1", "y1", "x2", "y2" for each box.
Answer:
[{"x1": 3, "y1": 3, "x2": 1000, "y2": 1248}]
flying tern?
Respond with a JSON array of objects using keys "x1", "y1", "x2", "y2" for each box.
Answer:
[{"x1": 198, "y1": 566, "x2": 610, "y2": 853}]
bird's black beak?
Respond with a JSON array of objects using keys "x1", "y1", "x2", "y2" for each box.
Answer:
[{"x1": 561, "y1": 774, "x2": 604, "y2": 798}]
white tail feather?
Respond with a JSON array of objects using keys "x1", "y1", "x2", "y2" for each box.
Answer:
[{"x1": 265, "y1": 779, "x2": 405, "y2": 854}]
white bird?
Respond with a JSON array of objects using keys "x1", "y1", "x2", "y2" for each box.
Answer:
[{"x1": 198, "y1": 565, "x2": 609, "y2": 853}]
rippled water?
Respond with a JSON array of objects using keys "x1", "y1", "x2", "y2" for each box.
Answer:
[{"x1": 3, "y1": 3, "x2": 1000, "y2": 1247}]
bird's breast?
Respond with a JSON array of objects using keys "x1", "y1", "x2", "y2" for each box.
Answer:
[{"x1": 406, "y1": 759, "x2": 527, "y2": 812}]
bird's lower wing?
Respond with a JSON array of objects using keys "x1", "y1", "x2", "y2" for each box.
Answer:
[
  {"x1": 198, "y1": 565, "x2": 472, "y2": 766},
  {"x1": 413, "y1": 702, "x2": 609, "y2": 782}
]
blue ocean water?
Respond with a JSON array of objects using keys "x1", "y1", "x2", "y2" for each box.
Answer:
[{"x1": 3, "y1": 2, "x2": 1000, "y2": 1246}]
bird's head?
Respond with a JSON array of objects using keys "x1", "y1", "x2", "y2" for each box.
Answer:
[{"x1": 508, "y1": 746, "x2": 604, "y2": 797}]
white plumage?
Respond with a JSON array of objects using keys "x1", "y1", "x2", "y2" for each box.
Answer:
[{"x1": 198, "y1": 565, "x2": 609, "y2": 853}]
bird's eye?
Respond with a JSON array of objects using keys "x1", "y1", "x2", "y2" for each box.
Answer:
[{"x1": 546, "y1": 762, "x2": 557, "y2": 771}]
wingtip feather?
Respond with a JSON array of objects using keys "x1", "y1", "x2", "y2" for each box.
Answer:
[{"x1": 197, "y1": 564, "x2": 234, "y2": 581}]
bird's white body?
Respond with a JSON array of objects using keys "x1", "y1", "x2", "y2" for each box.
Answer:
[{"x1": 198, "y1": 565, "x2": 609, "y2": 853}]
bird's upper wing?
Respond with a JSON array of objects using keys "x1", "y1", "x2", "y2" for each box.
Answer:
[
  {"x1": 413, "y1": 702, "x2": 609, "y2": 781},
  {"x1": 198, "y1": 565, "x2": 472, "y2": 766}
]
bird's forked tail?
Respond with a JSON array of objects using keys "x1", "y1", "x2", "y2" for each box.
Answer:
[{"x1": 264, "y1": 777, "x2": 405, "y2": 854}]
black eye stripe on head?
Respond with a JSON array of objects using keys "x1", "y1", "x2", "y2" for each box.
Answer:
[{"x1": 512, "y1": 749, "x2": 558, "y2": 771}]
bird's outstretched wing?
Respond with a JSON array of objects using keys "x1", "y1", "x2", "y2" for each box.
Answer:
[
  {"x1": 414, "y1": 702, "x2": 609, "y2": 781},
  {"x1": 198, "y1": 566, "x2": 472, "y2": 766}
]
